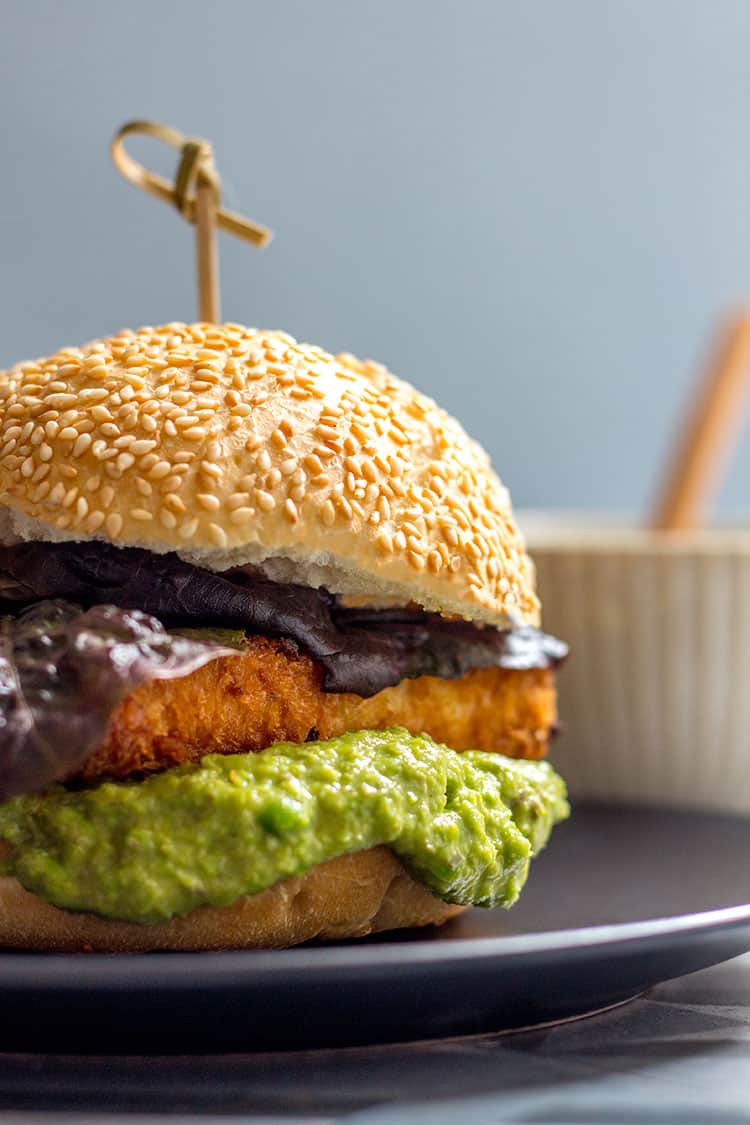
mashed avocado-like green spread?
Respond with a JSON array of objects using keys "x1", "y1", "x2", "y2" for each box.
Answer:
[{"x1": 0, "y1": 729, "x2": 568, "y2": 925}]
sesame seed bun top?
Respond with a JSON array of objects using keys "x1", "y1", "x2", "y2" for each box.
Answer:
[{"x1": 0, "y1": 323, "x2": 539, "y2": 627}]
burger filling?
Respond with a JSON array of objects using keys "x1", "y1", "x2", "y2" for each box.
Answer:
[
  {"x1": 0, "y1": 541, "x2": 568, "y2": 926},
  {"x1": 0, "y1": 729, "x2": 568, "y2": 925}
]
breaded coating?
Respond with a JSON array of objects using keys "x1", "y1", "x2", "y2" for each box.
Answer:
[{"x1": 80, "y1": 637, "x2": 557, "y2": 782}]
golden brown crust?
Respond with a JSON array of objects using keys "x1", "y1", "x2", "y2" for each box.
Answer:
[
  {"x1": 81, "y1": 636, "x2": 556, "y2": 781},
  {"x1": 0, "y1": 323, "x2": 538, "y2": 627},
  {"x1": 0, "y1": 847, "x2": 463, "y2": 952}
]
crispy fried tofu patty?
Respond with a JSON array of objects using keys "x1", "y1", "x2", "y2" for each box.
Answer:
[{"x1": 78, "y1": 636, "x2": 557, "y2": 782}]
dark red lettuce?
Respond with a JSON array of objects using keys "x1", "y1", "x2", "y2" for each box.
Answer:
[
  {"x1": 0, "y1": 542, "x2": 566, "y2": 697},
  {"x1": 0, "y1": 602, "x2": 234, "y2": 801}
]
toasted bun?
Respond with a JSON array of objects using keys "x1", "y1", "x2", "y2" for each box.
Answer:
[
  {"x1": 0, "y1": 323, "x2": 537, "y2": 626},
  {"x1": 0, "y1": 847, "x2": 463, "y2": 952}
]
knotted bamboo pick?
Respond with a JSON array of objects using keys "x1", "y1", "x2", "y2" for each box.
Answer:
[
  {"x1": 111, "y1": 120, "x2": 272, "y2": 323},
  {"x1": 650, "y1": 311, "x2": 750, "y2": 530}
]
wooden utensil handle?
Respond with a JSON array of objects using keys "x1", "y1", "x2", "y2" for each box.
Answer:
[{"x1": 650, "y1": 312, "x2": 750, "y2": 531}]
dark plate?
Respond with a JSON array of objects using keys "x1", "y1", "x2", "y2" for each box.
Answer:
[{"x1": 2, "y1": 803, "x2": 750, "y2": 1054}]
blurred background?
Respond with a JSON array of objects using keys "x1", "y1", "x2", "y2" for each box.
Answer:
[{"x1": 3, "y1": 0, "x2": 750, "y2": 515}]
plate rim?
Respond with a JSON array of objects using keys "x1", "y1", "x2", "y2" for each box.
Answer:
[{"x1": 2, "y1": 901, "x2": 750, "y2": 989}]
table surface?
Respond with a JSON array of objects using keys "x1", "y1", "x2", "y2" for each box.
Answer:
[{"x1": 1, "y1": 950, "x2": 749, "y2": 1124}]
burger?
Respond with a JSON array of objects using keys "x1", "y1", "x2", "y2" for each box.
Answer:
[{"x1": 0, "y1": 322, "x2": 568, "y2": 951}]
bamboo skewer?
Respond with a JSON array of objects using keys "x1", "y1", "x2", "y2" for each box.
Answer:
[
  {"x1": 110, "y1": 119, "x2": 272, "y2": 324},
  {"x1": 649, "y1": 311, "x2": 750, "y2": 531},
  {"x1": 195, "y1": 172, "x2": 220, "y2": 323}
]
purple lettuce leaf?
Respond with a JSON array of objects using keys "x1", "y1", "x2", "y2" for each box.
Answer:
[
  {"x1": 0, "y1": 542, "x2": 567, "y2": 697},
  {"x1": 0, "y1": 601, "x2": 234, "y2": 801}
]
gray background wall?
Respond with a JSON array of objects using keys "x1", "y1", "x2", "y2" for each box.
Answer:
[{"x1": 3, "y1": 0, "x2": 750, "y2": 516}]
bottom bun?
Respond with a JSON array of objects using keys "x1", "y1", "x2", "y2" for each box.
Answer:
[{"x1": 0, "y1": 847, "x2": 465, "y2": 952}]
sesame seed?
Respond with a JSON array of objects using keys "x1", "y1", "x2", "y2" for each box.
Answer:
[
  {"x1": 304, "y1": 453, "x2": 324, "y2": 475},
  {"x1": 179, "y1": 518, "x2": 199, "y2": 540},
  {"x1": 183, "y1": 427, "x2": 207, "y2": 442},
  {"x1": 45, "y1": 393, "x2": 78, "y2": 409},
  {"x1": 208, "y1": 523, "x2": 228, "y2": 547},
  {"x1": 164, "y1": 493, "x2": 186, "y2": 514},
  {"x1": 200, "y1": 461, "x2": 222, "y2": 480},
  {"x1": 147, "y1": 460, "x2": 172, "y2": 480},
  {"x1": 197, "y1": 493, "x2": 221, "y2": 512},
  {"x1": 79, "y1": 388, "x2": 109, "y2": 404},
  {"x1": 30, "y1": 480, "x2": 51, "y2": 502},
  {"x1": 30, "y1": 458, "x2": 49, "y2": 482},
  {"x1": 130, "y1": 439, "x2": 157, "y2": 455},
  {"x1": 227, "y1": 492, "x2": 251, "y2": 510},
  {"x1": 72, "y1": 433, "x2": 92, "y2": 457},
  {"x1": 255, "y1": 489, "x2": 276, "y2": 512}
]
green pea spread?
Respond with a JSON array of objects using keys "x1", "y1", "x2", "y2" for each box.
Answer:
[{"x1": 0, "y1": 729, "x2": 568, "y2": 925}]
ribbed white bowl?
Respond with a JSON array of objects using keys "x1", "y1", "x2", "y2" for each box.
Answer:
[{"x1": 520, "y1": 512, "x2": 750, "y2": 813}]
